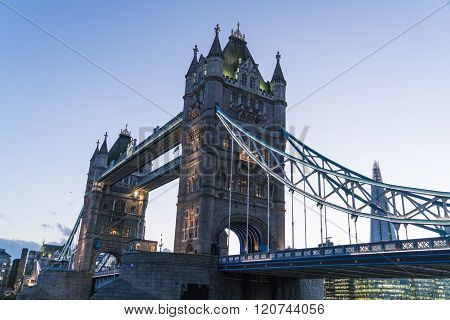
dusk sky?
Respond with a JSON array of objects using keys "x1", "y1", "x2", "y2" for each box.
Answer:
[{"x1": 1, "y1": 0, "x2": 450, "y2": 253}]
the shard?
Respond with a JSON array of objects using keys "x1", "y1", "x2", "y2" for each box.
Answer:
[{"x1": 370, "y1": 161, "x2": 397, "y2": 242}]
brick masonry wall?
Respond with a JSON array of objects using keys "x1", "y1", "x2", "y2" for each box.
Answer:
[
  {"x1": 18, "y1": 270, "x2": 92, "y2": 300},
  {"x1": 91, "y1": 252, "x2": 324, "y2": 300}
]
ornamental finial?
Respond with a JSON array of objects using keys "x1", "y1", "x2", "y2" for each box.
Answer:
[
  {"x1": 193, "y1": 44, "x2": 198, "y2": 56},
  {"x1": 104, "y1": 132, "x2": 108, "y2": 139},
  {"x1": 231, "y1": 22, "x2": 245, "y2": 40},
  {"x1": 214, "y1": 24, "x2": 220, "y2": 35},
  {"x1": 121, "y1": 124, "x2": 131, "y2": 136},
  {"x1": 96, "y1": 139, "x2": 100, "y2": 148},
  {"x1": 276, "y1": 51, "x2": 281, "y2": 62}
]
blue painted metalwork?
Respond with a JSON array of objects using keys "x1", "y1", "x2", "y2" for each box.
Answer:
[
  {"x1": 218, "y1": 237, "x2": 450, "y2": 278},
  {"x1": 219, "y1": 237, "x2": 450, "y2": 264},
  {"x1": 216, "y1": 104, "x2": 450, "y2": 233},
  {"x1": 92, "y1": 268, "x2": 120, "y2": 292}
]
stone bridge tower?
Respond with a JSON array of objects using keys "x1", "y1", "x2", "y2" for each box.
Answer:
[
  {"x1": 174, "y1": 24, "x2": 287, "y2": 255},
  {"x1": 74, "y1": 129, "x2": 149, "y2": 272}
]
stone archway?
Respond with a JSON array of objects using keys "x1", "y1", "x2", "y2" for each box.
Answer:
[
  {"x1": 90, "y1": 245, "x2": 122, "y2": 274},
  {"x1": 215, "y1": 216, "x2": 267, "y2": 256}
]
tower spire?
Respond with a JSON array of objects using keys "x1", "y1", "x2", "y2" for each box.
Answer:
[
  {"x1": 271, "y1": 51, "x2": 286, "y2": 84},
  {"x1": 372, "y1": 160, "x2": 383, "y2": 182},
  {"x1": 99, "y1": 132, "x2": 108, "y2": 154},
  {"x1": 207, "y1": 24, "x2": 223, "y2": 58},
  {"x1": 90, "y1": 139, "x2": 100, "y2": 161},
  {"x1": 186, "y1": 45, "x2": 199, "y2": 77}
]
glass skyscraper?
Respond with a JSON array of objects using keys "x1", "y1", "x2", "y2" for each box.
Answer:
[{"x1": 325, "y1": 162, "x2": 450, "y2": 300}]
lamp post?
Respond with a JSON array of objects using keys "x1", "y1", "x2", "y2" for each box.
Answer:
[{"x1": 159, "y1": 234, "x2": 163, "y2": 252}]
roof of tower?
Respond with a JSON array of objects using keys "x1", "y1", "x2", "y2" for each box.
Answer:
[
  {"x1": 372, "y1": 160, "x2": 383, "y2": 182},
  {"x1": 107, "y1": 127, "x2": 132, "y2": 166},
  {"x1": 90, "y1": 140, "x2": 100, "y2": 161},
  {"x1": 271, "y1": 51, "x2": 286, "y2": 84},
  {"x1": 186, "y1": 45, "x2": 199, "y2": 77},
  {"x1": 223, "y1": 23, "x2": 256, "y2": 75},
  {"x1": 207, "y1": 24, "x2": 224, "y2": 58},
  {"x1": 222, "y1": 23, "x2": 272, "y2": 92},
  {"x1": 99, "y1": 132, "x2": 108, "y2": 154}
]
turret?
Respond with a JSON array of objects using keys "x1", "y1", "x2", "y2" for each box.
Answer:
[
  {"x1": 185, "y1": 45, "x2": 198, "y2": 94},
  {"x1": 206, "y1": 24, "x2": 224, "y2": 79},
  {"x1": 270, "y1": 51, "x2": 287, "y2": 102},
  {"x1": 86, "y1": 133, "x2": 109, "y2": 192},
  {"x1": 96, "y1": 132, "x2": 109, "y2": 169}
]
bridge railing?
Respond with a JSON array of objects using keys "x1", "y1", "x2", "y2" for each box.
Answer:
[
  {"x1": 219, "y1": 237, "x2": 450, "y2": 264},
  {"x1": 93, "y1": 268, "x2": 120, "y2": 278}
]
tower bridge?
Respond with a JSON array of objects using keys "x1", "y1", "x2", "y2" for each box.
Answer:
[{"x1": 21, "y1": 24, "x2": 450, "y2": 300}]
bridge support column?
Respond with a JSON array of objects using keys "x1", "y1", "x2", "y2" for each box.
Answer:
[{"x1": 74, "y1": 185, "x2": 149, "y2": 272}]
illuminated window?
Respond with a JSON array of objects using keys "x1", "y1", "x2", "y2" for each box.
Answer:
[
  {"x1": 222, "y1": 138, "x2": 230, "y2": 150},
  {"x1": 256, "y1": 183, "x2": 263, "y2": 198},
  {"x1": 187, "y1": 171, "x2": 200, "y2": 193},
  {"x1": 182, "y1": 206, "x2": 199, "y2": 242},
  {"x1": 225, "y1": 176, "x2": 234, "y2": 191}
]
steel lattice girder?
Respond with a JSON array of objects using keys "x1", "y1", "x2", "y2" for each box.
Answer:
[{"x1": 216, "y1": 105, "x2": 450, "y2": 235}]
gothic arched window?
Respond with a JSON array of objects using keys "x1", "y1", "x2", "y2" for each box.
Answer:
[
  {"x1": 241, "y1": 73, "x2": 248, "y2": 86},
  {"x1": 250, "y1": 76, "x2": 255, "y2": 89},
  {"x1": 113, "y1": 199, "x2": 125, "y2": 213}
]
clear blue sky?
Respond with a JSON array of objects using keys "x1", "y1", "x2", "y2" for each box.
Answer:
[{"x1": 1, "y1": 0, "x2": 449, "y2": 251}]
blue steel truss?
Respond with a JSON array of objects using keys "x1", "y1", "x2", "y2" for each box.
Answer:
[{"x1": 216, "y1": 105, "x2": 450, "y2": 236}]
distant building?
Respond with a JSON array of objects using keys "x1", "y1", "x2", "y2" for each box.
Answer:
[
  {"x1": 370, "y1": 161, "x2": 397, "y2": 242},
  {"x1": 39, "y1": 244, "x2": 63, "y2": 259},
  {"x1": 325, "y1": 278, "x2": 450, "y2": 300},
  {"x1": 11, "y1": 248, "x2": 29, "y2": 293},
  {"x1": 0, "y1": 249, "x2": 12, "y2": 294},
  {"x1": 6, "y1": 259, "x2": 19, "y2": 292},
  {"x1": 24, "y1": 250, "x2": 38, "y2": 276},
  {"x1": 23, "y1": 250, "x2": 38, "y2": 287},
  {"x1": 325, "y1": 162, "x2": 450, "y2": 300}
]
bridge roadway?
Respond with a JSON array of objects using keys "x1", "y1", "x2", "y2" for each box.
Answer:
[
  {"x1": 97, "y1": 112, "x2": 182, "y2": 186},
  {"x1": 218, "y1": 237, "x2": 450, "y2": 278}
]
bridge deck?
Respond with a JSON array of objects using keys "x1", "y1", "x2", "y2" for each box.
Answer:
[
  {"x1": 134, "y1": 157, "x2": 180, "y2": 191},
  {"x1": 219, "y1": 237, "x2": 450, "y2": 278},
  {"x1": 97, "y1": 112, "x2": 182, "y2": 185}
]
